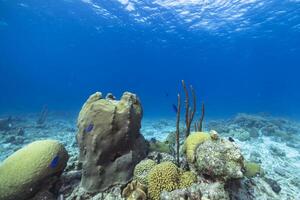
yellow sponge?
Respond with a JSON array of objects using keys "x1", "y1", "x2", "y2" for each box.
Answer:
[{"x1": 183, "y1": 132, "x2": 211, "y2": 163}]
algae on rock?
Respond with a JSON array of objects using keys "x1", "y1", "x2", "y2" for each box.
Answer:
[{"x1": 77, "y1": 92, "x2": 148, "y2": 192}]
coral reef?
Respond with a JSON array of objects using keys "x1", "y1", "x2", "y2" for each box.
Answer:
[
  {"x1": 1, "y1": 94, "x2": 299, "y2": 200},
  {"x1": 76, "y1": 92, "x2": 148, "y2": 192},
  {"x1": 0, "y1": 140, "x2": 68, "y2": 200}
]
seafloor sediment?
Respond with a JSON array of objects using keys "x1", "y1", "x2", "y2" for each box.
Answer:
[{"x1": 0, "y1": 111, "x2": 300, "y2": 200}]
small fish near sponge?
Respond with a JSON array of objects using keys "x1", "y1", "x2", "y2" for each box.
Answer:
[
  {"x1": 183, "y1": 132, "x2": 212, "y2": 163},
  {"x1": 0, "y1": 140, "x2": 69, "y2": 200}
]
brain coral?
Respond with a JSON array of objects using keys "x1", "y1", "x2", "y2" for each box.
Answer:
[
  {"x1": 134, "y1": 159, "x2": 157, "y2": 185},
  {"x1": 0, "y1": 140, "x2": 69, "y2": 200},
  {"x1": 147, "y1": 162, "x2": 196, "y2": 200},
  {"x1": 148, "y1": 162, "x2": 179, "y2": 200},
  {"x1": 179, "y1": 171, "x2": 197, "y2": 189}
]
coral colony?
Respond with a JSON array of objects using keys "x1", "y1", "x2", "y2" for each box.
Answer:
[{"x1": 0, "y1": 81, "x2": 290, "y2": 200}]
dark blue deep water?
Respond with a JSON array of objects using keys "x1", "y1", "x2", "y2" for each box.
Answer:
[{"x1": 1, "y1": 0, "x2": 300, "y2": 118}]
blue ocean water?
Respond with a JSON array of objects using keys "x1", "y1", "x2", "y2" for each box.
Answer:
[{"x1": 0, "y1": 0, "x2": 300, "y2": 118}]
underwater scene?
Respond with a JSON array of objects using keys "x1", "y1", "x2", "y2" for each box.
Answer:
[{"x1": 0, "y1": 0, "x2": 300, "y2": 199}]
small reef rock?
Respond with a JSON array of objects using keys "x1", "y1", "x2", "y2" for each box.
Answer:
[
  {"x1": 195, "y1": 139, "x2": 244, "y2": 181},
  {"x1": 160, "y1": 182, "x2": 229, "y2": 200},
  {"x1": 122, "y1": 180, "x2": 147, "y2": 200},
  {"x1": 76, "y1": 92, "x2": 148, "y2": 192},
  {"x1": 0, "y1": 140, "x2": 69, "y2": 200}
]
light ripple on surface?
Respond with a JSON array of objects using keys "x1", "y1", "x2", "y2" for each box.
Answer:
[{"x1": 76, "y1": 0, "x2": 300, "y2": 37}]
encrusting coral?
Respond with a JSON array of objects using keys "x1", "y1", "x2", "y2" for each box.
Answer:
[
  {"x1": 77, "y1": 92, "x2": 148, "y2": 192},
  {"x1": 122, "y1": 180, "x2": 147, "y2": 200},
  {"x1": 133, "y1": 159, "x2": 157, "y2": 186},
  {"x1": 0, "y1": 140, "x2": 69, "y2": 200}
]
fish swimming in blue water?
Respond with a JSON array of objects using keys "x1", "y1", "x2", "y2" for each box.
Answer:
[
  {"x1": 84, "y1": 123, "x2": 94, "y2": 133},
  {"x1": 228, "y1": 137, "x2": 235, "y2": 142},
  {"x1": 150, "y1": 137, "x2": 157, "y2": 143},
  {"x1": 50, "y1": 155, "x2": 59, "y2": 168},
  {"x1": 172, "y1": 104, "x2": 178, "y2": 113},
  {"x1": 164, "y1": 91, "x2": 169, "y2": 97}
]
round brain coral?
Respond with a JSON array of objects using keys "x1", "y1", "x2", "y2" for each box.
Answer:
[
  {"x1": 0, "y1": 140, "x2": 69, "y2": 200},
  {"x1": 134, "y1": 159, "x2": 157, "y2": 185},
  {"x1": 147, "y1": 162, "x2": 180, "y2": 200}
]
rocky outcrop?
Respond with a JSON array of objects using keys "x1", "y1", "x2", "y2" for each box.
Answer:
[
  {"x1": 195, "y1": 139, "x2": 244, "y2": 181},
  {"x1": 76, "y1": 92, "x2": 148, "y2": 192}
]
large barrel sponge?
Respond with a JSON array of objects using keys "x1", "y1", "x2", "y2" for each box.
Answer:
[
  {"x1": 77, "y1": 91, "x2": 148, "y2": 192},
  {"x1": 0, "y1": 140, "x2": 69, "y2": 200}
]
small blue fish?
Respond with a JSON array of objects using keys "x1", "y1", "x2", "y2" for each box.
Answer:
[
  {"x1": 50, "y1": 155, "x2": 59, "y2": 168},
  {"x1": 84, "y1": 123, "x2": 94, "y2": 133},
  {"x1": 172, "y1": 104, "x2": 178, "y2": 113},
  {"x1": 150, "y1": 137, "x2": 157, "y2": 143}
]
